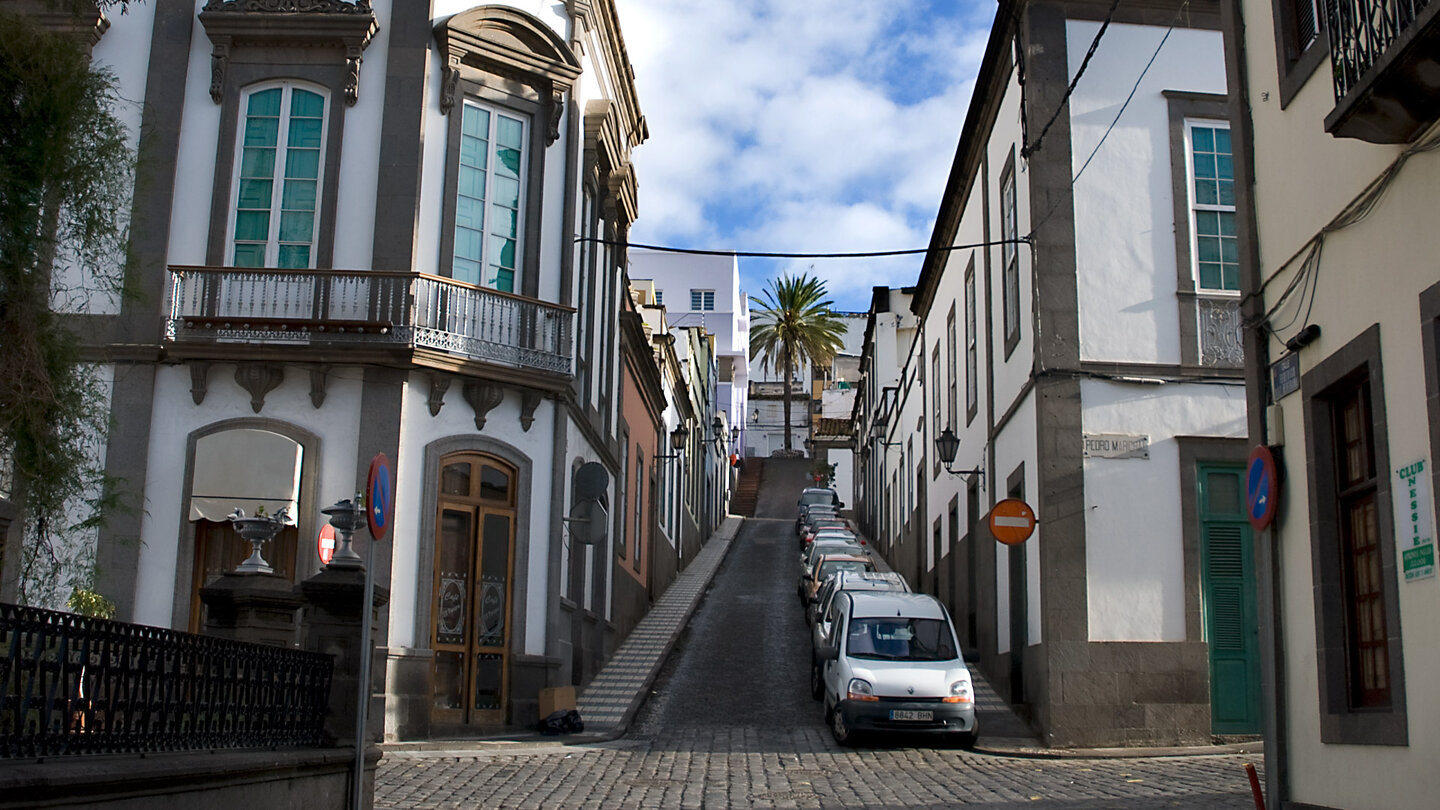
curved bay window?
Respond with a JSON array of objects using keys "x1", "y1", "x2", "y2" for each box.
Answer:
[{"x1": 431, "y1": 453, "x2": 517, "y2": 727}]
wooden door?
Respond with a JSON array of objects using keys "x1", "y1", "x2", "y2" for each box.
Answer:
[
  {"x1": 1198, "y1": 463, "x2": 1261, "y2": 735},
  {"x1": 431, "y1": 454, "x2": 517, "y2": 727}
]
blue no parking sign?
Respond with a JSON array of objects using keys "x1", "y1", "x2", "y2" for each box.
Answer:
[
  {"x1": 367, "y1": 452, "x2": 393, "y2": 540},
  {"x1": 1247, "y1": 445, "x2": 1278, "y2": 531}
]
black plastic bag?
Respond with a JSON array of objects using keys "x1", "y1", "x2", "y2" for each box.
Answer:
[{"x1": 537, "y1": 709, "x2": 584, "y2": 735}]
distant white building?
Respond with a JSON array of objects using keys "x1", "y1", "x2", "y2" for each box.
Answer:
[{"x1": 627, "y1": 249, "x2": 749, "y2": 455}]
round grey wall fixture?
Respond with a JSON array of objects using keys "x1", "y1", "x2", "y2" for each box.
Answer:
[
  {"x1": 568, "y1": 498, "x2": 608, "y2": 545},
  {"x1": 574, "y1": 461, "x2": 609, "y2": 502}
]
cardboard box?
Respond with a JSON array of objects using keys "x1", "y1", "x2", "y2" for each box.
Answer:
[{"x1": 538, "y1": 686, "x2": 576, "y2": 718}]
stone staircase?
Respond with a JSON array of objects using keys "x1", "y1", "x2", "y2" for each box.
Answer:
[{"x1": 729, "y1": 458, "x2": 763, "y2": 517}]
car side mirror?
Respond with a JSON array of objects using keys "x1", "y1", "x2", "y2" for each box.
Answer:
[{"x1": 818, "y1": 644, "x2": 839, "y2": 661}]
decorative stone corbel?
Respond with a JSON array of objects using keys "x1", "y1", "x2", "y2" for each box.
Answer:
[
  {"x1": 427, "y1": 374, "x2": 451, "y2": 416},
  {"x1": 547, "y1": 89, "x2": 565, "y2": 145},
  {"x1": 235, "y1": 363, "x2": 284, "y2": 414},
  {"x1": 440, "y1": 63, "x2": 460, "y2": 114},
  {"x1": 209, "y1": 40, "x2": 230, "y2": 104},
  {"x1": 520, "y1": 390, "x2": 543, "y2": 432},
  {"x1": 462, "y1": 381, "x2": 504, "y2": 430},
  {"x1": 309, "y1": 365, "x2": 330, "y2": 409},
  {"x1": 190, "y1": 362, "x2": 211, "y2": 405},
  {"x1": 344, "y1": 44, "x2": 365, "y2": 106}
]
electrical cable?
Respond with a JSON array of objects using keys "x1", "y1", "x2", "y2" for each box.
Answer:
[
  {"x1": 1026, "y1": 1, "x2": 1187, "y2": 242},
  {"x1": 1021, "y1": 0, "x2": 1123, "y2": 159},
  {"x1": 577, "y1": 236, "x2": 1030, "y2": 259}
]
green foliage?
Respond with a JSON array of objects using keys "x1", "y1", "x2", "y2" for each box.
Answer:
[
  {"x1": 748, "y1": 274, "x2": 847, "y2": 453},
  {"x1": 0, "y1": 9, "x2": 134, "y2": 608},
  {"x1": 66, "y1": 587, "x2": 116, "y2": 620}
]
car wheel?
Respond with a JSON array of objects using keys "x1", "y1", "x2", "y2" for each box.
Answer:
[
  {"x1": 809, "y1": 664, "x2": 823, "y2": 700},
  {"x1": 829, "y1": 705, "x2": 858, "y2": 746},
  {"x1": 953, "y1": 729, "x2": 978, "y2": 750}
]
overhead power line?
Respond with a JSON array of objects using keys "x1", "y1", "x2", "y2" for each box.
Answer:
[{"x1": 579, "y1": 236, "x2": 1031, "y2": 259}]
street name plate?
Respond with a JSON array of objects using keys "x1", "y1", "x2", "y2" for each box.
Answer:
[{"x1": 1083, "y1": 433, "x2": 1150, "y2": 459}]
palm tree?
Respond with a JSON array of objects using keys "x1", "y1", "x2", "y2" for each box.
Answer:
[{"x1": 749, "y1": 273, "x2": 847, "y2": 455}]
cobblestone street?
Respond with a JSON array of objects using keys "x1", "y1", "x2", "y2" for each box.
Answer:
[
  {"x1": 379, "y1": 731, "x2": 1262, "y2": 808},
  {"x1": 377, "y1": 469, "x2": 1263, "y2": 808}
]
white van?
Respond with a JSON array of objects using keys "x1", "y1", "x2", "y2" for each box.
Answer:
[{"x1": 816, "y1": 591, "x2": 977, "y2": 747}]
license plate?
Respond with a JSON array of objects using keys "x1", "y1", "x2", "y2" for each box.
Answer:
[{"x1": 890, "y1": 709, "x2": 932, "y2": 721}]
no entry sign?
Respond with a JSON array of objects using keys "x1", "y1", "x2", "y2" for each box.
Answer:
[
  {"x1": 988, "y1": 498, "x2": 1037, "y2": 545},
  {"x1": 317, "y1": 524, "x2": 336, "y2": 565}
]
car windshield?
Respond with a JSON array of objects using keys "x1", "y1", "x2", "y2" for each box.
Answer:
[
  {"x1": 846, "y1": 617, "x2": 958, "y2": 661},
  {"x1": 817, "y1": 559, "x2": 872, "y2": 580},
  {"x1": 799, "y1": 491, "x2": 838, "y2": 506}
]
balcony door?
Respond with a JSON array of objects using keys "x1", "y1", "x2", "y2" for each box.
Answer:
[{"x1": 431, "y1": 453, "x2": 517, "y2": 727}]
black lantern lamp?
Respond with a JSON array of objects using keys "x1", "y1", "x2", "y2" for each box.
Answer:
[
  {"x1": 658, "y1": 423, "x2": 689, "y2": 460},
  {"x1": 935, "y1": 427, "x2": 985, "y2": 486}
]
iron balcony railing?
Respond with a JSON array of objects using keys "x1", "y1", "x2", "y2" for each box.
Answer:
[
  {"x1": 0, "y1": 602, "x2": 334, "y2": 758},
  {"x1": 167, "y1": 267, "x2": 574, "y2": 376},
  {"x1": 1327, "y1": 0, "x2": 1433, "y2": 103}
]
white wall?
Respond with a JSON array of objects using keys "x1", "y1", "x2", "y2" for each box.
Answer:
[
  {"x1": 1081, "y1": 379, "x2": 1245, "y2": 641},
  {"x1": 1067, "y1": 22, "x2": 1227, "y2": 366}
]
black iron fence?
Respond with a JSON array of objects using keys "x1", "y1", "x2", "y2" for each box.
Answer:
[
  {"x1": 0, "y1": 602, "x2": 333, "y2": 758},
  {"x1": 1327, "y1": 0, "x2": 1433, "y2": 102}
]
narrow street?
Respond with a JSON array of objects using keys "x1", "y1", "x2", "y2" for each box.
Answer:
[{"x1": 376, "y1": 460, "x2": 1263, "y2": 808}]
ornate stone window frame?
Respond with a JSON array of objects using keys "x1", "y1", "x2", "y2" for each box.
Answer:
[
  {"x1": 434, "y1": 7, "x2": 580, "y2": 299},
  {"x1": 198, "y1": 0, "x2": 378, "y2": 269},
  {"x1": 1165, "y1": 91, "x2": 1243, "y2": 370}
]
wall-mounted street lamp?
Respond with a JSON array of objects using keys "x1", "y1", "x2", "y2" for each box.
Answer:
[
  {"x1": 935, "y1": 427, "x2": 985, "y2": 487},
  {"x1": 730, "y1": 426, "x2": 741, "y2": 444},
  {"x1": 708, "y1": 416, "x2": 726, "y2": 448},
  {"x1": 657, "y1": 423, "x2": 690, "y2": 460}
]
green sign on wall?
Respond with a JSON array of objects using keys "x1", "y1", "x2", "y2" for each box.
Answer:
[{"x1": 1394, "y1": 458, "x2": 1436, "y2": 582}]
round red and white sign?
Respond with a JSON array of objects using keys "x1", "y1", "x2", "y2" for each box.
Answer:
[{"x1": 317, "y1": 524, "x2": 337, "y2": 565}]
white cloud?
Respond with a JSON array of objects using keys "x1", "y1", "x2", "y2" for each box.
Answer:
[{"x1": 617, "y1": 0, "x2": 991, "y2": 310}]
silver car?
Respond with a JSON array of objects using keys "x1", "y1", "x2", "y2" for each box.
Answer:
[{"x1": 816, "y1": 591, "x2": 977, "y2": 748}]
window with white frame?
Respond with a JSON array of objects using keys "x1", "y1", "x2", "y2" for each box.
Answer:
[
  {"x1": 454, "y1": 101, "x2": 528, "y2": 292},
  {"x1": 1187, "y1": 121, "x2": 1238, "y2": 293},
  {"x1": 690, "y1": 289, "x2": 715, "y2": 311},
  {"x1": 231, "y1": 83, "x2": 327, "y2": 268}
]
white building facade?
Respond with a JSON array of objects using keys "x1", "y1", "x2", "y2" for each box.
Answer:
[
  {"x1": 859, "y1": 0, "x2": 1255, "y2": 747},
  {"x1": 8, "y1": 0, "x2": 659, "y2": 741},
  {"x1": 627, "y1": 248, "x2": 750, "y2": 456},
  {"x1": 1230, "y1": 0, "x2": 1440, "y2": 804}
]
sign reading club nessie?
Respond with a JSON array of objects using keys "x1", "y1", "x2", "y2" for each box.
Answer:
[{"x1": 1394, "y1": 458, "x2": 1436, "y2": 582}]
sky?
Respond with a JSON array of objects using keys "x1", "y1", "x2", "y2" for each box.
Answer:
[{"x1": 616, "y1": 0, "x2": 995, "y2": 313}]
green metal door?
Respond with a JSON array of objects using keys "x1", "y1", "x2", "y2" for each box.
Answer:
[{"x1": 1198, "y1": 463, "x2": 1261, "y2": 735}]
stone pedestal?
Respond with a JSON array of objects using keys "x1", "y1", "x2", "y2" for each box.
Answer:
[
  {"x1": 200, "y1": 571, "x2": 302, "y2": 648},
  {"x1": 298, "y1": 566, "x2": 390, "y2": 748}
]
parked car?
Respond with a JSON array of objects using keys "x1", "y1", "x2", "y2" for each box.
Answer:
[
  {"x1": 797, "y1": 487, "x2": 842, "y2": 512},
  {"x1": 803, "y1": 528, "x2": 863, "y2": 553},
  {"x1": 796, "y1": 503, "x2": 839, "y2": 535},
  {"x1": 799, "y1": 516, "x2": 852, "y2": 546},
  {"x1": 798, "y1": 553, "x2": 875, "y2": 607},
  {"x1": 797, "y1": 539, "x2": 865, "y2": 600},
  {"x1": 808, "y1": 570, "x2": 910, "y2": 627},
  {"x1": 816, "y1": 591, "x2": 977, "y2": 748}
]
